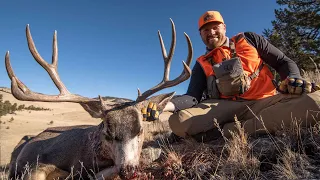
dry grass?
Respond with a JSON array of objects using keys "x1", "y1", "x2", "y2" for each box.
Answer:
[
  {"x1": 138, "y1": 117, "x2": 320, "y2": 180},
  {"x1": 301, "y1": 57, "x2": 320, "y2": 84},
  {"x1": 302, "y1": 70, "x2": 320, "y2": 84},
  {"x1": 1, "y1": 126, "x2": 319, "y2": 180}
]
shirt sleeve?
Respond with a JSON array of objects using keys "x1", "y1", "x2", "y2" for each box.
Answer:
[
  {"x1": 170, "y1": 61, "x2": 207, "y2": 109},
  {"x1": 185, "y1": 61, "x2": 207, "y2": 102},
  {"x1": 243, "y1": 32, "x2": 301, "y2": 80}
]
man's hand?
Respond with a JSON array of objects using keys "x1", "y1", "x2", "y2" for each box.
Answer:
[
  {"x1": 279, "y1": 77, "x2": 312, "y2": 95},
  {"x1": 141, "y1": 102, "x2": 161, "y2": 121}
]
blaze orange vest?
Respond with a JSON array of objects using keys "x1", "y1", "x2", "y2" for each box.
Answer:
[{"x1": 197, "y1": 33, "x2": 277, "y2": 100}]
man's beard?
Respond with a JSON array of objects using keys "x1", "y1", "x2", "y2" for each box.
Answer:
[{"x1": 207, "y1": 35, "x2": 224, "y2": 49}]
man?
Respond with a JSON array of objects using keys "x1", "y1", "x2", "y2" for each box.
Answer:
[{"x1": 147, "y1": 10, "x2": 320, "y2": 142}]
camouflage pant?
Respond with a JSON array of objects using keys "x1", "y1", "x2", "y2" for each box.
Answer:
[{"x1": 167, "y1": 91, "x2": 320, "y2": 138}]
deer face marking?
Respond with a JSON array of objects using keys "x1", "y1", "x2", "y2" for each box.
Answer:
[{"x1": 101, "y1": 104, "x2": 144, "y2": 168}]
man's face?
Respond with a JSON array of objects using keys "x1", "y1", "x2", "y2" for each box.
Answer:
[{"x1": 200, "y1": 22, "x2": 226, "y2": 50}]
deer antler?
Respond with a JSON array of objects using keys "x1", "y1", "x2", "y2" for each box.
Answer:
[
  {"x1": 5, "y1": 24, "x2": 99, "y2": 103},
  {"x1": 136, "y1": 18, "x2": 193, "y2": 102}
]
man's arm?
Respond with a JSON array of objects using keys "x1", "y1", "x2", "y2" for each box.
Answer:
[
  {"x1": 243, "y1": 32, "x2": 301, "y2": 80},
  {"x1": 165, "y1": 61, "x2": 207, "y2": 112},
  {"x1": 185, "y1": 61, "x2": 207, "y2": 101}
]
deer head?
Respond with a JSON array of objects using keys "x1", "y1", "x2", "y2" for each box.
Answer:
[{"x1": 5, "y1": 19, "x2": 193, "y2": 178}]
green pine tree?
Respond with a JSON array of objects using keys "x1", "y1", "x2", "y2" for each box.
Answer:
[{"x1": 263, "y1": 0, "x2": 320, "y2": 71}]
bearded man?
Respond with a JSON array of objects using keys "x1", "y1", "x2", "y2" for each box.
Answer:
[{"x1": 155, "y1": 10, "x2": 320, "y2": 142}]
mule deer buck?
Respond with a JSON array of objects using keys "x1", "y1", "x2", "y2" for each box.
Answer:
[{"x1": 5, "y1": 19, "x2": 193, "y2": 180}]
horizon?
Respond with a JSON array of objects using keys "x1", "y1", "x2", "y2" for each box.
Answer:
[{"x1": 0, "y1": 0, "x2": 279, "y2": 100}]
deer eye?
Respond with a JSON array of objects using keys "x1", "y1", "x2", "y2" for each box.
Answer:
[
  {"x1": 104, "y1": 135, "x2": 112, "y2": 141},
  {"x1": 114, "y1": 136, "x2": 121, "y2": 142},
  {"x1": 105, "y1": 134, "x2": 113, "y2": 141},
  {"x1": 103, "y1": 131, "x2": 114, "y2": 141}
]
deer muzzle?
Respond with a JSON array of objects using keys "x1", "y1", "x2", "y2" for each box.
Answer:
[
  {"x1": 113, "y1": 135, "x2": 143, "y2": 165},
  {"x1": 119, "y1": 165, "x2": 138, "y2": 179}
]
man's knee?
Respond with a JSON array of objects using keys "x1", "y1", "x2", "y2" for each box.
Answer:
[
  {"x1": 168, "y1": 110, "x2": 193, "y2": 138},
  {"x1": 295, "y1": 92, "x2": 320, "y2": 124},
  {"x1": 307, "y1": 90, "x2": 320, "y2": 105}
]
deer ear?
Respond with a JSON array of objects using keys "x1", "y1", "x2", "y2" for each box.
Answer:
[
  {"x1": 79, "y1": 101, "x2": 104, "y2": 118},
  {"x1": 80, "y1": 96, "x2": 117, "y2": 118},
  {"x1": 136, "y1": 92, "x2": 175, "y2": 111}
]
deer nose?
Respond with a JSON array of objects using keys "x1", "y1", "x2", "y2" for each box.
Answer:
[{"x1": 119, "y1": 165, "x2": 137, "y2": 179}]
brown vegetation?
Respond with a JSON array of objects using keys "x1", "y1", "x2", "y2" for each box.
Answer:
[{"x1": 139, "y1": 117, "x2": 320, "y2": 179}]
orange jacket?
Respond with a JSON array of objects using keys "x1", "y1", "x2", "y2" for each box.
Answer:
[{"x1": 197, "y1": 33, "x2": 277, "y2": 100}]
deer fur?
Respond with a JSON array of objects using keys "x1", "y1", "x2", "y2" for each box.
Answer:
[{"x1": 8, "y1": 94, "x2": 174, "y2": 180}]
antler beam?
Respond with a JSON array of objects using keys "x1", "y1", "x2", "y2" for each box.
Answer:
[{"x1": 136, "y1": 18, "x2": 193, "y2": 102}]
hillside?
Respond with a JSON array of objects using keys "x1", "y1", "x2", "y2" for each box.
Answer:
[{"x1": 0, "y1": 87, "x2": 102, "y2": 165}]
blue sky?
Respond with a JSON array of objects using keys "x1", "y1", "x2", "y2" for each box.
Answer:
[{"x1": 0, "y1": 0, "x2": 279, "y2": 100}]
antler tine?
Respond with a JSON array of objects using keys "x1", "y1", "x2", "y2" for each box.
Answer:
[
  {"x1": 98, "y1": 95, "x2": 108, "y2": 111},
  {"x1": 52, "y1": 30, "x2": 58, "y2": 67},
  {"x1": 5, "y1": 51, "x2": 14, "y2": 81},
  {"x1": 158, "y1": 18, "x2": 176, "y2": 82},
  {"x1": 136, "y1": 19, "x2": 193, "y2": 102},
  {"x1": 4, "y1": 25, "x2": 98, "y2": 103},
  {"x1": 184, "y1": 32, "x2": 193, "y2": 67},
  {"x1": 5, "y1": 51, "x2": 28, "y2": 93},
  {"x1": 26, "y1": 24, "x2": 69, "y2": 95},
  {"x1": 169, "y1": 32, "x2": 193, "y2": 84}
]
